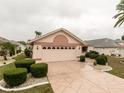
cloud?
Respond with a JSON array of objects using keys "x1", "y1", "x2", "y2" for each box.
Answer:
[{"x1": 0, "y1": 0, "x2": 122, "y2": 41}]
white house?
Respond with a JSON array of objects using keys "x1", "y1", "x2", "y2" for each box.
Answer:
[
  {"x1": 29, "y1": 28, "x2": 87, "y2": 62},
  {"x1": 86, "y1": 38, "x2": 120, "y2": 56},
  {"x1": 115, "y1": 39, "x2": 124, "y2": 57}
]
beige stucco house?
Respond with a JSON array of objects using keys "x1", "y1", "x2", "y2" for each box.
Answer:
[{"x1": 29, "y1": 28, "x2": 87, "y2": 62}]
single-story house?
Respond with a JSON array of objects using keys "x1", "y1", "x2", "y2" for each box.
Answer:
[
  {"x1": 10, "y1": 40, "x2": 26, "y2": 52},
  {"x1": 86, "y1": 38, "x2": 120, "y2": 56},
  {"x1": 115, "y1": 39, "x2": 124, "y2": 57},
  {"x1": 29, "y1": 28, "x2": 87, "y2": 62}
]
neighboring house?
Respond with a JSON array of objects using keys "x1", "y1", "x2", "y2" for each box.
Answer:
[
  {"x1": 29, "y1": 28, "x2": 87, "y2": 62},
  {"x1": 10, "y1": 40, "x2": 26, "y2": 51},
  {"x1": 86, "y1": 38, "x2": 120, "y2": 56},
  {"x1": 17, "y1": 43, "x2": 26, "y2": 51},
  {"x1": 115, "y1": 39, "x2": 124, "y2": 57}
]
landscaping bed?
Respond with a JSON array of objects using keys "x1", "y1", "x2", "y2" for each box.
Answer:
[
  {"x1": 94, "y1": 65, "x2": 112, "y2": 71},
  {"x1": 0, "y1": 54, "x2": 54, "y2": 93},
  {"x1": 0, "y1": 84, "x2": 54, "y2": 93},
  {"x1": 0, "y1": 74, "x2": 48, "y2": 90}
]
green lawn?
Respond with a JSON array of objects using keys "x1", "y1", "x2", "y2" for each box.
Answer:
[
  {"x1": 107, "y1": 56, "x2": 124, "y2": 79},
  {"x1": 0, "y1": 54, "x2": 54, "y2": 93},
  {"x1": 14, "y1": 53, "x2": 26, "y2": 61}
]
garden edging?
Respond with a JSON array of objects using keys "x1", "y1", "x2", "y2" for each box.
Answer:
[{"x1": 0, "y1": 80, "x2": 49, "y2": 92}]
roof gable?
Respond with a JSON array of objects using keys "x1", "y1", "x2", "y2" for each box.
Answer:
[{"x1": 29, "y1": 28, "x2": 87, "y2": 46}]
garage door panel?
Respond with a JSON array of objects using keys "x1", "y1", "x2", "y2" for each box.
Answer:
[{"x1": 41, "y1": 50, "x2": 76, "y2": 62}]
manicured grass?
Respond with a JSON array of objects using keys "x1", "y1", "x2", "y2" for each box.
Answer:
[
  {"x1": 14, "y1": 54, "x2": 26, "y2": 61},
  {"x1": 107, "y1": 56, "x2": 124, "y2": 79},
  {"x1": 0, "y1": 84, "x2": 54, "y2": 93}
]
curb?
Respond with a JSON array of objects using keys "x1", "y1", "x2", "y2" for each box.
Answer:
[{"x1": 0, "y1": 80, "x2": 49, "y2": 92}]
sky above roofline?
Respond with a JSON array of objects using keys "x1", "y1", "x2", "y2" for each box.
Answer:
[{"x1": 0, "y1": 0, "x2": 123, "y2": 41}]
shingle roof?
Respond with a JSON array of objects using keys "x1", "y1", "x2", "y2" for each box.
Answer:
[
  {"x1": 0, "y1": 37, "x2": 19, "y2": 46},
  {"x1": 0, "y1": 36, "x2": 9, "y2": 44},
  {"x1": 86, "y1": 38, "x2": 119, "y2": 48}
]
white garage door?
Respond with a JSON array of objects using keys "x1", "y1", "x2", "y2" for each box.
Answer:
[{"x1": 41, "y1": 48, "x2": 77, "y2": 62}]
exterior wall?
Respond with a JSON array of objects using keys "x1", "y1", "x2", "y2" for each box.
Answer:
[
  {"x1": 32, "y1": 31, "x2": 84, "y2": 62},
  {"x1": 119, "y1": 48, "x2": 124, "y2": 57},
  {"x1": 88, "y1": 46, "x2": 119, "y2": 56},
  {"x1": 87, "y1": 46, "x2": 94, "y2": 52}
]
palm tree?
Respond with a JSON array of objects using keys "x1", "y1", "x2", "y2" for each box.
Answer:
[
  {"x1": 35, "y1": 31, "x2": 42, "y2": 38},
  {"x1": 114, "y1": 0, "x2": 124, "y2": 27}
]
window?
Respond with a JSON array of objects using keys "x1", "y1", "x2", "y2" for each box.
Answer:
[
  {"x1": 69, "y1": 47, "x2": 71, "y2": 49},
  {"x1": 48, "y1": 47, "x2": 51, "y2": 49},
  {"x1": 61, "y1": 47, "x2": 64, "y2": 49},
  {"x1": 42, "y1": 47, "x2": 46, "y2": 49},
  {"x1": 65, "y1": 47, "x2": 67, "y2": 49},
  {"x1": 52, "y1": 47, "x2": 55, "y2": 49},
  {"x1": 72, "y1": 47, "x2": 75, "y2": 49},
  {"x1": 57, "y1": 47, "x2": 59, "y2": 49}
]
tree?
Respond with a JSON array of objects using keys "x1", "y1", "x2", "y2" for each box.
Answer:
[
  {"x1": 114, "y1": 0, "x2": 124, "y2": 27},
  {"x1": 18, "y1": 41, "x2": 26, "y2": 45},
  {"x1": 122, "y1": 35, "x2": 124, "y2": 40},
  {"x1": 24, "y1": 48, "x2": 32, "y2": 58},
  {"x1": 0, "y1": 42, "x2": 16, "y2": 60},
  {"x1": 35, "y1": 31, "x2": 42, "y2": 38}
]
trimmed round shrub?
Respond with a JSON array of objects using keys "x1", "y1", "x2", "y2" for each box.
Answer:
[
  {"x1": 101, "y1": 54, "x2": 108, "y2": 62},
  {"x1": 85, "y1": 52, "x2": 90, "y2": 58},
  {"x1": 90, "y1": 50, "x2": 99, "y2": 55},
  {"x1": 30, "y1": 63, "x2": 48, "y2": 78},
  {"x1": 3, "y1": 68, "x2": 27, "y2": 86},
  {"x1": 15, "y1": 59, "x2": 35, "y2": 72},
  {"x1": 80, "y1": 55, "x2": 85, "y2": 62},
  {"x1": 89, "y1": 53, "x2": 99, "y2": 59},
  {"x1": 95, "y1": 55, "x2": 107, "y2": 65}
]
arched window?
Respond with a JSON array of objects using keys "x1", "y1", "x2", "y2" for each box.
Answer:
[
  {"x1": 57, "y1": 47, "x2": 59, "y2": 49},
  {"x1": 42, "y1": 47, "x2": 46, "y2": 49},
  {"x1": 69, "y1": 47, "x2": 71, "y2": 49},
  {"x1": 65, "y1": 47, "x2": 67, "y2": 49},
  {"x1": 72, "y1": 47, "x2": 75, "y2": 49},
  {"x1": 48, "y1": 47, "x2": 51, "y2": 49},
  {"x1": 52, "y1": 47, "x2": 55, "y2": 49},
  {"x1": 61, "y1": 47, "x2": 64, "y2": 49}
]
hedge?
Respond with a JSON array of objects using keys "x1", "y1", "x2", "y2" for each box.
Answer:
[
  {"x1": 85, "y1": 52, "x2": 90, "y2": 58},
  {"x1": 95, "y1": 55, "x2": 107, "y2": 65},
  {"x1": 15, "y1": 59, "x2": 35, "y2": 72},
  {"x1": 3, "y1": 68, "x2": 27, "y2": 86},
  {"x1": 80, "y1": 55, "x2": 85, "y2": 62},
  {"x1": 85, "y1": 51, "x2": 99, "y2": 59},
  {"x1": 89, "y1": 53, "x2": 99, "y2": 59},
  {"x1": 30, "y1": 63, "x2": 48, "y2": 78}
]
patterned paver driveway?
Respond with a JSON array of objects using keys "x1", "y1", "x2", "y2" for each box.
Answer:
[{"x1": 48, "y1": 61, "x2": 124, "y2": 93}]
